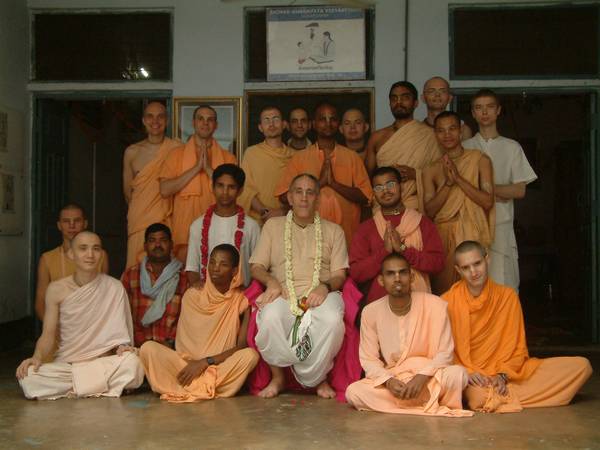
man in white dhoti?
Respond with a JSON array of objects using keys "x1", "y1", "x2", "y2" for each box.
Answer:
[
  {"x1": 16, "y1": 231, "x2": 144, "y2": 400},
  {"x1": 250, "y1": 173, "x2": 348, "y2": 399},
  {"x1": 463, "y1": 89, "x2": 537, "y2": 290}
]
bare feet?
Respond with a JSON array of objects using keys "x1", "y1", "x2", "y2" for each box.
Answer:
[
  {"x1": 316, "y1": 380, "x2": 336, "y2": 399},
  {"x1": 258, "y1": 374, "x2": 285, "y2": 399}
]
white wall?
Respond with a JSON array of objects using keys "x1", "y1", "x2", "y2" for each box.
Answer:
[{"x1": 0, "y1": 0, "x2": 29, "y2": 322}]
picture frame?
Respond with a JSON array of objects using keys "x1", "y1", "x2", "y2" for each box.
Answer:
[
  {"x1": 244, "y1": 88, "x2": 374, "y2": 151},
  {"x1": 172, "y1": 97, "x2": 243, "y2": 161}
]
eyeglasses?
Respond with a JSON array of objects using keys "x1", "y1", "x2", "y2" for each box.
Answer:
[{"x1": 373, "y1": 181, "x2": 398, "y2": 193}]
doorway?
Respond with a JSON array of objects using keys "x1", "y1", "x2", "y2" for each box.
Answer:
[
  {"x1": 456, "y1": 91, "x2": 596, "y2": 344},
  {"x1": 33, "y1": 94, "x2": 171, "y2": 278}
]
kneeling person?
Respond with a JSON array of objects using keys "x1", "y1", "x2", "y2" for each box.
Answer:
[
  {"x1": 251, "y1": 173, "x2": 348, "y2": 399},
  {"x1": 17, "y1": 231, "x2": 143, "y2": 400},
  {"x1": 346, "y1": 253, "x2": 472, "y2": 417},
  {"x1": 140, "y1": 244, "x2": 259, "y2": 402},
  {"x1": 443, "y1": 241, "x2": 593, "y2": 413}
]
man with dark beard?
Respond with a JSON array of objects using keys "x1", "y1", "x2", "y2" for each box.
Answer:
[{"x1": 365, "y1": 81, "x2": 441, "y2": 213}]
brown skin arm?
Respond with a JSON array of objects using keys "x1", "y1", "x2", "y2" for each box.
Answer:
[
  {"x1": 424, "y1": 163, "x2": 451, "y2": 218},
  {"x1": 186, "y1": 271, "x2": 201, "y2": 286},
  {"x1": 365, "y1": 132, "x2": 380, "y2": 175},
  {"x1": 122, "y1": 145, "x2": 136, "y2": 204},
  {"x1": 495, "y1": 182, "x2": 526, "y2": 201},
  {"x1": 159, "y1": 156, "x2": 203, "y2": 198},
  {"x1": 454, "y1": 154, "x2": 495, "y2": 211},
  {"x1": 329, "y1": 179, "x2": 369, "y2": 205},
  {"x1": 34, "y1": 255, "x2": 50, "y2": 321},
  {"x1": 101, "y1": 250, "x2": 109, "y2": 274}
]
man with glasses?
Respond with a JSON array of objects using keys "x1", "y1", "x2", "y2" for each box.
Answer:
[
  {"x1": 239, "y1": 106, "x2": 294, "y2": 225},
  {"x1": 349, "y1": 166, "x2": 444, "y2": 303},
  {"x1": 421, "y1": 77, "x2": 472, "y2": 141}
]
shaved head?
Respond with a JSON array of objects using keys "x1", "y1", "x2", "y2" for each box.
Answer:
[
  {"x1": 69, "y1": 231, "x2": 103, "y2": 274},
  {"x1": 423, "y1": 76, "x2": 449, "y2": 91},
  {"x1": 454, "y1": 240, "x2": 487, "y2": 261},
  {"x1": 71, "y1": 231, "x2": 101, "y2": 247},
  {"x1": 58, "y1": 203, "x2": 85, "y2": 221}
]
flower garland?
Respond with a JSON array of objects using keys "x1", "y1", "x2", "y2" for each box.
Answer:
[
  {"x1": 200, "y1": 204, "x2": 245, "y2": 280},
  {"x1": 284, "y1": 210, "x2": 322, "y2": 316}
]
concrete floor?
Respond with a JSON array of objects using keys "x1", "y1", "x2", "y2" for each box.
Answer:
[{"x1": 2, "y1": 349, "x2": 600, "y2": 450}]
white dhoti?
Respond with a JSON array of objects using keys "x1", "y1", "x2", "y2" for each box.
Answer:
[
  {"x1": 19, "y1": 352, "x2": 144, "y2": 400},
  {"x1": 255, "y1": 292, "x2": 345, "y2": 387},
  {"x1": 489, "y1": 222, "x2": 520, "y2": 291}
]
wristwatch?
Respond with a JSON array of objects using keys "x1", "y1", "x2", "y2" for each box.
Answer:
[
  {"x1": 206, "y1": 356, "x2": 216, "y2": 365},
  {"x1": 398, "y1": 242, "x2": 407, "y2": 252}
]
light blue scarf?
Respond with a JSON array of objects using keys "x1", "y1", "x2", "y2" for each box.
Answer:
[{"x1": 140, "y1": 256, "x2": 183, "y2": 326}]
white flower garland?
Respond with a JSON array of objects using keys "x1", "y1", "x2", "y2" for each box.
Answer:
[{"x1": 284, "y1": 210, "x2": 322, "y2": 316}]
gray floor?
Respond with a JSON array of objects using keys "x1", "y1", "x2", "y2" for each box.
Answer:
[{"x1": 2, "y1": 349, "x2": 599, "y2": 450}]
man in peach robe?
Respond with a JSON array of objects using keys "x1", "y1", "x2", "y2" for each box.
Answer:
[
  {"x1": 424, "y1": 112, "x2": 495, "y2": 295},
  {"x1": 35, "y1": 204, "x2": 109, "y2": 320},
  {"x1": 159, "y1": 105, "x2": 237, "y2": 261},
  {"x1": 443, "y1": 240, "x2": 592, "y2": 413},
  {"x1": 123, "y1": 101, "x2": 181, "y2": 269},
  {"x1": 17, "y1": 232, "x2": 143, "y2": 400},
  {"x1": 275, "y1": 103, "x2": 372, "y2": 244},
  {"x1": 346, "y1": 253, "x2": 472, "y2": 417},
  {"x1": 366, "y1": 81, "x2": 441, "y2": 212},
  {"x1": 140, "y1": 244, "x2": 259, "y2": 402},
  {"x1": 239, "y1": 106, "x2": 294, "y2": 225}
]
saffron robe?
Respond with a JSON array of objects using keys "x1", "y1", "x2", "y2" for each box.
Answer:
[
  {"x1": 345, "y1": 292, "x2": 472, "y2": 417},
  {"x1": 443, "y1": 279, "x2": 592, "y2": 412},
  {"x1": 126, "y1": 137, "x2": 181, "y2": 268},
  {"x1": 375, "y1": 120, "x2": 441, "y2": 212}
]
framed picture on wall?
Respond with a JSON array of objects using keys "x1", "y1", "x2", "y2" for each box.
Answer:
[
  {"x1": 266, "y1": 6, "x2": 366, "y2": 81},
  {"x1": 244, "y1": 88, "x2": 374, "y2": 151},
  {"x1": 172, "y1": 97, "x2": 243, "y2": 161}
]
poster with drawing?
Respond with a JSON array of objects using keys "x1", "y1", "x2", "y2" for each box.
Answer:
[{"x1": 267, "y1": 6, "x2": 365, "y2": 81}]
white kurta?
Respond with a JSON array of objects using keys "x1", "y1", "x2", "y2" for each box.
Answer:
[
  {"x1": 186, "y1": 212, "x2": 261, "y2": 286},
  {"x1": 463, "y1": 133, "x2": 537, "y2": 289}
]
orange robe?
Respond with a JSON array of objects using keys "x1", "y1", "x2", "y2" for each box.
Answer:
[
  {"x1": 430, "y1": 149, "x2": 495, "y2": 294},
  {"x1": 139, "y1": 271, "x2": 259, "y2": 402},
  {"x1": 238, "y1": 141, "x2": 294, "y2": 225},
  {"x1": 345, "y1": 292, "x2": 472, "y2": 417},
  {"x1": 126, "y1": 137, "x2": 180, "y2": 269},
  {"x1": 443, "y1": 279, "x2": 592, "y2": 412},
  {"x1": 160, "y1": 138, "x2": 237, "y2": 260},
  {"x1": 42, "y1": 246, "x2": 107, "y2": 281},
  {"x1": 376, "y1": 120, "x2": 441, "y2": 212},
  {"x1": 274, "y1": 143, "x2": 373, "y2": 244}
]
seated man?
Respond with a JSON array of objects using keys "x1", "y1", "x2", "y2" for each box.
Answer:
[
  {"x1": 424, "y1": 111, "x2": 495, "y2": 295},
  {"x1": 186, "y1": 164, "x2": 260, "y2": 287},
  {"x1": 35, "y1": 203, "x2": 109, "y2": 320},
  {"x1": 139, "y1": 244, "x2": 259, "y2": 402},
  {"x1": 350, "y1": 166, "x2": 444, "y2": 301},
  {"x1": 346, "y1": 253, "x2": 472, "y2": 417},
  {"x1": 250, "y1": 173, "x2": 348, "y2": 399},
  {"x1": 443, "y1": 240, "x2": 593, "y2": 413},
  {"x1": 17, "y1": 231, "x2": 143, "y2": 400},
  {"x1": 122, "y1": 223, "x2": 188, "y2": 348}
]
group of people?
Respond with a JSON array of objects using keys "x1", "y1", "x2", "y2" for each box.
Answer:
[{"x1": 18, "y1": 77, "x2": 592, "y2": 417}]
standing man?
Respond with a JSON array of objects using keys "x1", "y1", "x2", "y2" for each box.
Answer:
[
  {"x1": 421, "y1": 77, "x2": 472, "y2": 140},
  {"x1": 250, "y1": 174, "x2": 348, "y2": 399},
  {"x1": 350, "y1": 167, "x2": 444, "y2": 302},
  {"x1": 123, "y1": 101, "x2": 181, "y2": 269},
  {"x1": 35, "y1": 203, "x2": 109, "y2": 320},
  {"x1": 186, "y1": 164, "x2": 260, "y2": 287},
  {"x1": 159, "y1": 105, "x2": 237, "y2": 261},
  {"x1": 276, "y1": 103, "x2": 372, "y2": 244},
  {"x1": 339, "y1": 108, "x2": 370, "y2": 161},
  {"x1": 463, "y1": 89, "x2": 537, "y2": 291},
  {"x1": 366, "y1": 81, "x2": 441, "y2": 212},
  {"x1": 287, "y1": 107, "x2": 312, "y2": 150},
  {"x1": 122, "y1": 223, "x2": 187, "y2": 348},
  {"x1": 423, "y1": 112, "x2": 495, "y2": 295},
  {"x1": 239, "y1": 106, "x2": 294, "y2": 224}
]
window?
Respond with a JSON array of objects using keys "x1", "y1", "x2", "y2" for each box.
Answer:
[{"x1": 33, "y1": 12, "x2": 172, "y2": 81}]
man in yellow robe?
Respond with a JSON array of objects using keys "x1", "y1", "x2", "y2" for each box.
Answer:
[
  {"x1": 35, "y1": 204, "x2": 108, "y2": 320},
  {"x1": 238, "y1": 106, "x2": 294, "y2": 225},
  {"x1": 443, "y1": 240, "x2": 592, "y2": 413},
  {"x1": 159, "y1": 105, "x2": 237, "y2": 261},
  {"x1": 123, "y1": 101, "x2": 181, "y2": 269},
  {"x1": 365, "y1": 81, "x2": 441, "y2": 212},
  {"x1": 17, "y1": 232, "x2": 143, "y2": 400},
  {"x1": 139, "y1": 244, "x2": 258, "y2": 402},
  {"x1": 424, "y1": 112, "x2": 495, "y2": 294}
]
